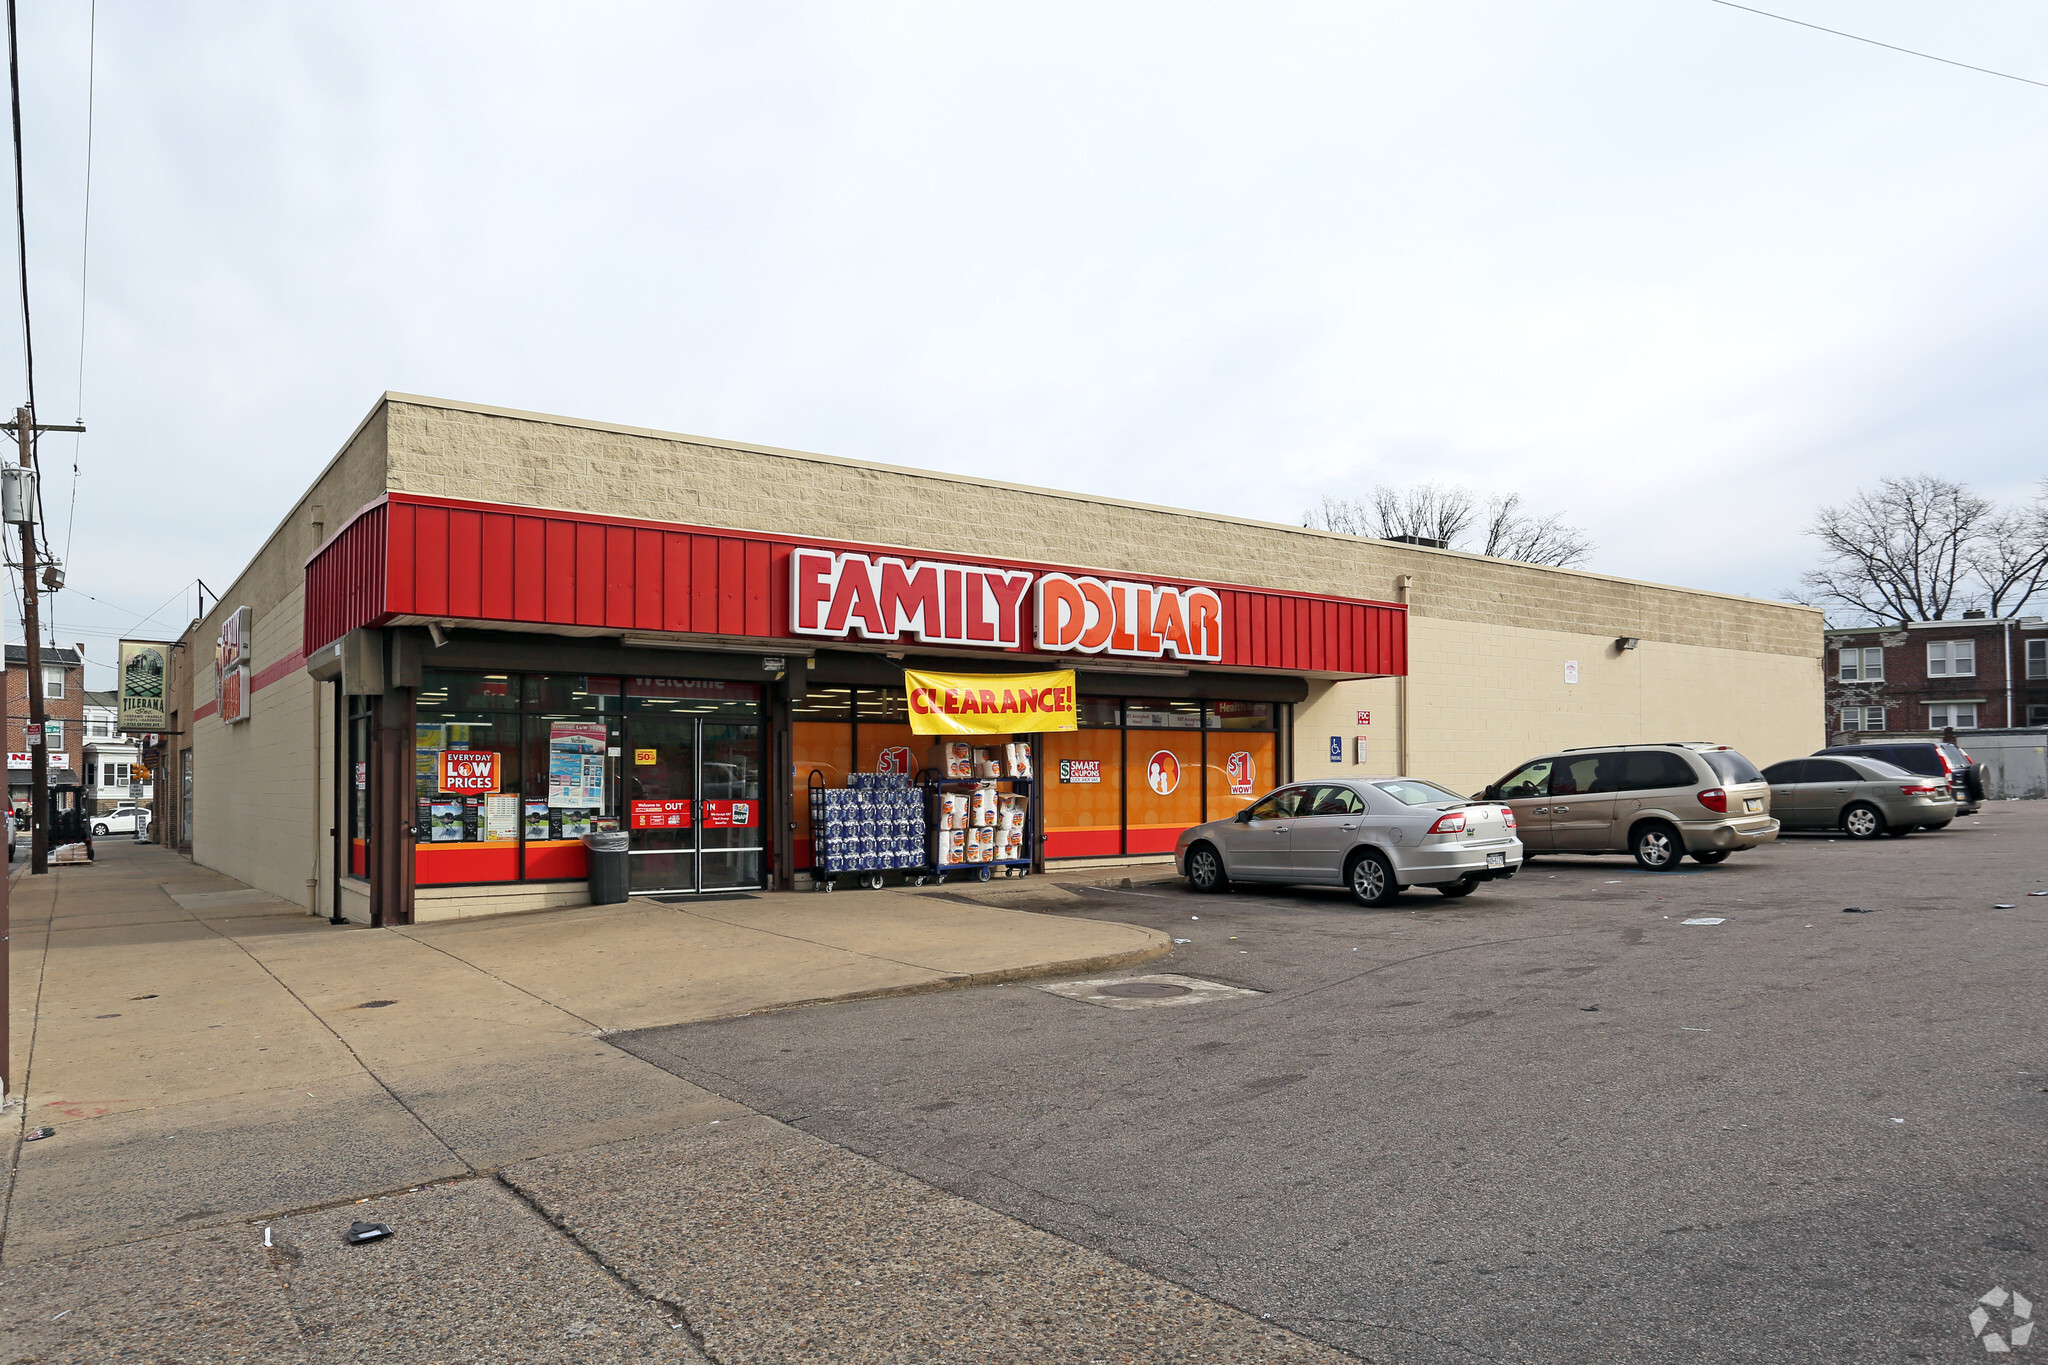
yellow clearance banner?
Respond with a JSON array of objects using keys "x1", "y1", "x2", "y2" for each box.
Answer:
[{"x1": 904, "y1": 668, "x2": 1078, "y2": 736}]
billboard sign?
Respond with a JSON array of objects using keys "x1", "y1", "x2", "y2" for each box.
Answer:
[{"x1": 118, "y1": 640, "x2": 172, "y2": 734}]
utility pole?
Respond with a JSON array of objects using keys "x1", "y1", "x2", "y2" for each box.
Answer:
[
  {"x1": 1, "y1": 408, "x2": 82, "y2": 1105},
  {"x1": 15, "y1": 404, "x2": 43, "y2": 875}
]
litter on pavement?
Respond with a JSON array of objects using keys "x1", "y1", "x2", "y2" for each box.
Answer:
[
  {"x1": 1173, "y1": 938, "x2": 1191, "y2": 944},
  {"x1": 1841, "y1": 907, "x2": 1874, "y2": 914},
  {"x1": 1680, "y1": 917, "x2": 1725, "y2": 926},
  {"x1": 1993, "y1": 903, "x2": 2017, "y2": 909},
  {"x1": 23, "y1": 1126, "x2": 55, "y2": 1141},
  {"x1": 2030, "y1": 891, "x2": 2048, "y2": 897},
  {"x1": 344, "y1": 1221, "x2": 394, "y2": 1245}
]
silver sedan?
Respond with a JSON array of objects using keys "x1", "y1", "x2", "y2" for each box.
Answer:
[{"x1": 1175, "y1": 778, "x2": 1524, "y2": 907}]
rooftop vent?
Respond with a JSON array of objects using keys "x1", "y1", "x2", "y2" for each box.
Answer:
[
  {"x1": 1385, "y1": 534, "x2": 1449, "y2": 549},
  {"x1": 1962, "y1": 609, "x2": 1988, "y2": 619}
]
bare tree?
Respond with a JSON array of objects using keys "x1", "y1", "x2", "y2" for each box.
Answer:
[
  {"x1": 1792, "y1": 475, "x2": 2048, "y2": 625},
  {"x1": 1969, "y1": 483, "x2": 2048, "y2": 618},
  {"x1": 1478, "y1": 493, "x2": 1594, "y2": 568},
  {"x1": 1306, "y1": 483, "x2": 1593, "y2": 567}
]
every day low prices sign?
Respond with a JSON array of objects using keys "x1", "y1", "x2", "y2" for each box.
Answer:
[{"x1": 903, "y1": 668, "x2": 1077, "y2": 737}]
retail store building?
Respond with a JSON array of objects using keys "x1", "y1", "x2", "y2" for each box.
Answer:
[{"x1": 172, "y1": 394, "x2": 1824, "y2": 924}]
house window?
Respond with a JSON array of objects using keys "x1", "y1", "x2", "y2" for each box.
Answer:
[
  {"x1": 1926, "y1": 640, "x2": 1975, "y2": 677},
  {"x1": 41, "y1": 665, "x2": 64, "y2": 698},
  {"x1": 1928, "y1": 703, "x2": 1979, "y2": 730},
  {"x1": 1839, "y1": 706, "x2": 1884, "y2": 732},
  {"x1": 1838, "y1": 646, "x2": 1883, "y2": 682},
  {"x1": 2028, "y1": 703, "x2": 2048, "y2": 728},
  {"x1": 2028, "y1": 638, "x2": 2046, "y2": 680},
  {"x1": 101, "y1": 761, "x2": 130, "y2": 787},
  {"x1": 86, "y1": 715, "x2": 113, "y2": 738}
]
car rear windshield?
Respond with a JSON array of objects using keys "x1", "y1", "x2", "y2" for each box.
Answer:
[
  {"x1": 1699, "y1": 749, "x2": 1763, "y2": 785},
  {"x1": 1940, "y1": 743, "x2": 1971, "y2": 768},
  {"x1": 1374, "y1": 779, "x2": 1465, "y2": 806}
]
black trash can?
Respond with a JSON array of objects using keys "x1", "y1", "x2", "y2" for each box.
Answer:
[{"x1": 583, "y1": 830, "x2": 631, "y2": 906}]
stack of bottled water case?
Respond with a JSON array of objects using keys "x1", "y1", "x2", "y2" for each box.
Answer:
[{"x1": 810, "y1": 771, "x2": 928, "y2": 876}]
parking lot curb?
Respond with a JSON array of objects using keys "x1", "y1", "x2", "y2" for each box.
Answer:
[{"x1": 626, "y1": 925, "x2": 1176, "y2": 1029}]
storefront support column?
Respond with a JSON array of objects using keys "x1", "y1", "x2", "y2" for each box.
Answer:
[
  {"x1": 372, "y1": 686, "x2": 416, "y2": 926},
  {"x1": 769, "y1": 670, "x2": 797, "y2": 891}
]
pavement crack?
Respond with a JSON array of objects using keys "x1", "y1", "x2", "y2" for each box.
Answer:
[
  {"x1": 0, "y1": 865, "x2": 62, "y2": 1258},
  {"x1": 388, "y1": 928, "x2": 608, "y2": 1033},
  {"x1": 158, "y1": 894, "x2": 477, "y2": 1181},
  {"x1": 492, "y1": 1172, "x2": 712, "y2": 1358}
]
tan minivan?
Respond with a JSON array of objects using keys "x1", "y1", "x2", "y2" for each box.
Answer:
[{"x1": 1475, "y1": 743, "x2": 1777, "y2": 869}]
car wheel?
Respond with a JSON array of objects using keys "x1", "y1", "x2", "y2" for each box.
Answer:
[
  {"x1": 1346, "y1": 850, "x2": 1398, "y2": 908},
  {"x1": 1437, "y1": 877, "x2": 1478, "y2": 898},
  {"x1": 1185, "y1": 843, "x2": 1229, "y2": 894},
  {"x1": 1631, "y1": 822, "x2": 1683, "y2": 871},
  {"x1": 1841, "y1": 803, "x2": 1886, "y2": 840},
  {"x1": 1691, "y1": 849, "x2": 1730, "y2": 865},
  {"x1": 92, "y1": 823, "x2": 108, "y2": 836}
]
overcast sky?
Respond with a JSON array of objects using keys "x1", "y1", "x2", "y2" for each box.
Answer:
[{"x1": 6, "y1": 1, "x2": 2047, "y2": 687}]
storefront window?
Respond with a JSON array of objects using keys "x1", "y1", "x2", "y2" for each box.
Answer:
[
  {"x1": 414, "y1": 699, "x2": 524, "y2": 885},
  {"x1": 1045, "y1": 696, "x2": 1283, "y2": 858},
  {"x1": 522, "y1": 675, "x2": 622, "y2": 880},
  {"x1": 1125, "y1": 698, "x2": 1203, "y2": 730},
  {"x1": 1078, "y1": 697, "x2": 1121, "y2": 728}
]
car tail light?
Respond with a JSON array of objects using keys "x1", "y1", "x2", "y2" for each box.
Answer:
[
  {"x1": 1900, "y1": 783, "x2": 1943, "y2": 796},
  {"x1": 1697, "y1": 787, "x2": 1727, "y2": 813},
  {"x1": 1500, "y1": 806, "x2": 1517, "y2": 829},
  {"x1": 1428, "y1": 812, "x2": 1467, "y2": 835}
]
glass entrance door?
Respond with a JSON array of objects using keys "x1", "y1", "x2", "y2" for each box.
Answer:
[
  {"x1": 625, "y1": 715, "x2": 697, "y2": 894},
  {"x1": 623, "y1": 717, "x2": 764, "y2": 894},
  {"x1": 699, "y1": 722, "x2": 765, "y2": 891}
]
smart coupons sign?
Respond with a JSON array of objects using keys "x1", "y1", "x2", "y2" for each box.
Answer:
[{"x1": 789, "y1": 549, "x2": 1224, "y2": 662}]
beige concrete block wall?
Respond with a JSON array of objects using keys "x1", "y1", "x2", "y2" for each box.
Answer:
[
  {"x1": 1293, "y1": 620, "x2": 1825, "y2": 798},
  {"x1": 189, "y1": 582, "x2": 333, "y2": 914},
  {"x1": 382, "y1": 396, "x2": 1819, "y2": 660},
  {"x1": 184, "y1": 412, "x2": 388, "y2": 909},
  {"x1": 414, "y1": 883, "x2": 592, "y2": 922}
]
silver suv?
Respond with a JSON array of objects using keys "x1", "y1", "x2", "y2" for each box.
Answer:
[{"x1": 1477, "y1": 743, "x2": 1777, "y2": 869}]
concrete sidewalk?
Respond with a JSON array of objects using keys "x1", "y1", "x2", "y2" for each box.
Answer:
[
  {"x1": 3, "y1": 842, "x2": 1167, "y2": 1261},
  {"x1": 0, "y1": 846, "x2": 1352, "y2": 1363}
]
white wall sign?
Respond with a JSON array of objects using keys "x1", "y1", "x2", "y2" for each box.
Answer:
[
  {"x1": 788, "y1": 548, "x2": 1226, "y2": 662},
  {"x1": 1564, "y1": 660, "x2": 1580, "y2": 684}
]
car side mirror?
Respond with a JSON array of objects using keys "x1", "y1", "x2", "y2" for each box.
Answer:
[{"x1": 1234, "y1": 808, "x2": 1254, "y2": 824}]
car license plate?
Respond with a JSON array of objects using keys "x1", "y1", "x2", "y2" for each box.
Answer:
[
  {"x1": 1744, "y1": 798, "x2": 1762, "y2": 813},
  {"x1": 1486, "y1": 852, "x2": 1506, "y2": 869}
]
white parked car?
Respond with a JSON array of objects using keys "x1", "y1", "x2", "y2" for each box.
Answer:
[
  {"x1": 92, "y1": 806, "x2": 150, "y2": 836},
  {"x1": 1175, "y1": 778, "x2": 1523, "y2": 906}
]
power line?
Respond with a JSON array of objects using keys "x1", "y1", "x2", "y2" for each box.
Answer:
[
  {"x1": 5, "y1": 0, "x2": 34, "y2": 415},
  {"x1": 63, "y1": 0, "x2": 92, "y2": 564},
  {"x1": 1706, "y1": 0, "x2": 2048, "y2": 90}
]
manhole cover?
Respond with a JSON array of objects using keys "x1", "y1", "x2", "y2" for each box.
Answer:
[{"x1": 1098, "y1": 982, "x2": 1193, "y2": 999}]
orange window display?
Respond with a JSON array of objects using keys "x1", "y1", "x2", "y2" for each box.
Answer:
[
  {"x1": 1126, "y1": 730, "x2": 1205, "y2": 854},
  {"x1": 1205, "y1": 731, "x2": 1276, "y2": 824},
  {"x1": 854, "y1": 689, "x2": 921, "y2": 779},
  {"x1": 1042, "y1": 728, "x2": 1125, "y2": 858}
]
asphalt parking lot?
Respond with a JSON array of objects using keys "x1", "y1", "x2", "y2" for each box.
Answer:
[{"x1": 618, "y1": 803, "x2": 2048, "y2": 1363}]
